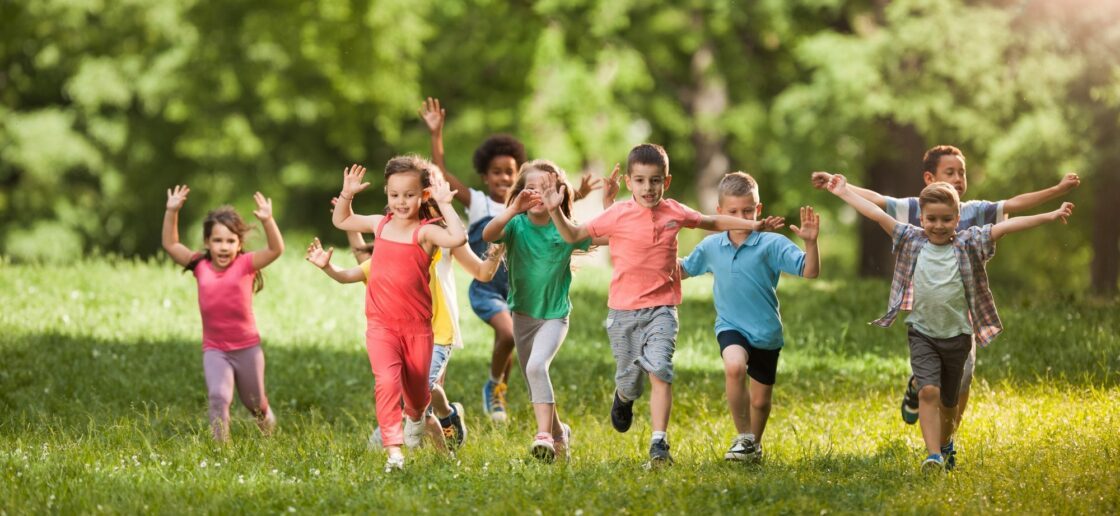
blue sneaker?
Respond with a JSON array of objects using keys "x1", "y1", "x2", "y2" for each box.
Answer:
[
  {"x1": 940, "y1": 439, "x2": 957, "y2": 471},
  {"x1": 921, "y1": 453, "x2": 945, "y2": 473},
  {"x1": 901, "y1": 375, "x2": 919, "y2": 425},
  {"x1": 482, "y1": 379, "x2": 508, "y2": 423}
]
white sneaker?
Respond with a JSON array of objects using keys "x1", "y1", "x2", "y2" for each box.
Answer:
[
  {"x1": 368, "y1": 427, "x2": 383, "y2": 451},
  {"x1": 553, "y1": 423, "x2": 572, "y2": 461},
  {"x1": 403, "y1": 417, "x2": 425, "y2": 448},
  {"x1": 384, "y1": 454, "x2": 405, "y2": 473},
  {"x1": 531, "y1": 433, "x2": 556, "y2": 462},
  {"x1": 724, "y1": 434, "x2": 762, "y2": 462}
]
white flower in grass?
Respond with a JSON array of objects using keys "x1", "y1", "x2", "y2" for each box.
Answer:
[{"x1": 199, "y1": 459, "x2": 207, "y2": 468}]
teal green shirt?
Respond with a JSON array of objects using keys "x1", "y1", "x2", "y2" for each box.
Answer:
[
  {"x1": 499, "y1": 214, "x2": 591, "y2": 319},
  {"x1": 906, "y1": 242, "x2": 972, "y2": 338}
]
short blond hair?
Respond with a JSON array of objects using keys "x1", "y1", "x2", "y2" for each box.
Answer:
[
  {"x1": 717, "y1": 171, "x2": 759, "y2": 203},
  {"x1": 919, "y1": 182, "x2": 960, "y2": 213}
]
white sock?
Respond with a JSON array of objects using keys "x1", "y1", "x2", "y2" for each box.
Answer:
[
  {"x1": 651, "y1": 431, "x2": 667, "y2": 443},
  {"x1": 489, "y1": 375, "x2": 502, "y2": 385},
  {"x1": 738, "y1": 433, "x2": 756, "y2": 441},
  {"x1": 407, "y1": 417, "x2": 423, "y2": 425}
]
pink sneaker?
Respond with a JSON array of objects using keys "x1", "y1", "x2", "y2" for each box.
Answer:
[{"x1": 530, "y1": 432, "x2": 556, "y2": 462}]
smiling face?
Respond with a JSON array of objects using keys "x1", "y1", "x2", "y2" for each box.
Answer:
[
  {"x1": 204, "y1": 223, "x2": 242, "y2": 269},
  {"x1": 625, "y1": 163, "x2": 671, "y2": 208},
  {"x1": 483, "y1": 155, "x2": 517, "y2": 203},
  {"x1": 919, "y1": 201, "x2": 960, "y2": 245},
  {"x1": 924, "y1": 154, "x2": 968, "y2": 197},
  {"x1": 385, "y1": 171, "x2": 426, "y2": 220}
]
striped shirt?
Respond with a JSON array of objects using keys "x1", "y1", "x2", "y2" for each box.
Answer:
[{"x1": 874, "y1": 223, "x2": 1003, "y2": 347}]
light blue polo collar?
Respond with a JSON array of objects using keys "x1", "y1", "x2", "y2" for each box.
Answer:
[{"x1": 719, "y1": 230, "x2": 762, "y2": 248}]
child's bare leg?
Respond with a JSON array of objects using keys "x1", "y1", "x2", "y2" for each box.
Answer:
[
  {"x1": 649, "y1": 374, "x2": 672, "y2": 433},
  {"x1": 748, "y1": 379, "x2": 773, "y2": 443},
  {"x1": 721, "y1": 346, "x2": 751, "y2": 434},
  {"x1": 939, "y1": 403, "x2": 957, "y2": 448},
  {"x1": 424, "y1": 413, "x2": 448, "y2": 452},
  {"x1": 917, "y1": 385, "x2": 943, "y2": 454},
  {"x1": 533, "y1": 403, "x2": 558, "y2": 435},
  {"x1": 430, "y1": 382, "x2": 453, "y2": 419},
  {"x1": 488, "y1": 312, "x2": 516, "y2": 382}
]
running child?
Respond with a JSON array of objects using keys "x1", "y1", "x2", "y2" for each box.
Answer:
[
  {"x1": 548, "y1": 143, "x2": 784, "y2": 465},
  {"x1": 810, "y1": 145, "x2": 1080, "y2": 431},
  {"x1": 679, "y1": 172, "x2": 820, "y2": 463},
  {"x1": 332, "y1": 157, "x2": 467, "y2": 472},
  {"x1": 481, "y1": 159, "x2": 592, "y2": 462},
  {"x1": 826, "y1": 173, "x2": 1075, "y2": 471},
  {"x1": 420, "y1": 98, "x2": 602, "y2": 422},
  {"x1": 161, "y1": 186, "x2": 285, "y2": 442}
]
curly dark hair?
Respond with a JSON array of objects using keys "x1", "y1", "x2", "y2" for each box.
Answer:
[
  {"x1": 472, "y1": 134, "x2": 527, "y2": 175},
  {"x1": 922, "y1": 145, "x2": 965, "y2": 174}
]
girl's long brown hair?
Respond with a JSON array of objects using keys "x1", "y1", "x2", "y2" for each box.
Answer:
[{"x1": 185, "y1": 206, "x2": 264, "y2": 293}]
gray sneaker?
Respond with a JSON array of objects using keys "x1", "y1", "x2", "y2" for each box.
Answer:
[
  {"x1": 648, "y1": 438, "x2": 674, "y2": 466},
  {"x1": 724, "y1": 435, "x2": 762, "y2": 462}
]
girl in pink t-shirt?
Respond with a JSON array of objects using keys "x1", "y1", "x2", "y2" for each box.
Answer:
[
  {"x1": 161, "y1": 186, "x2": 285, "y2": 442},
  {"x1": 332, "y1": 156, "x2": 467, "y2": 472}
]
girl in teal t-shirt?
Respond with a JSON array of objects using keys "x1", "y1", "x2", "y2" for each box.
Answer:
[{"x1": 482, "y1": 159, "x2": 592, "y2": 462}]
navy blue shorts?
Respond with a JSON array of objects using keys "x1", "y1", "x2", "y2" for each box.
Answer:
[{"x1": 717, "y1": 330, "x2": 781, "y2": 386}]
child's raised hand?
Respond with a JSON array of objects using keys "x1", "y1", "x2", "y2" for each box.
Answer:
[
  {"x1": 758, "y1": 215, "x2": 786, "y2": 232},
  {"x1": 511, "y1": 189, "x2": 543, "y2": 213},
  {"x1": 789, "y1": 206, "x2": 820, "y2": 241},
  {"x1": 576, "y1": 171, "x2": 604, "y2": 200},
  {"x1": 1058, "y1": 173, "x2": 1081, "y2": 192},
  {"x1": 252, "y1": 192, "x2": 273, "y2": 221},
  {"x1": 341, "y1": 164, "x2": 371, "y2": 198},
  {"x1": 419, "y1": 97, "x2": 445, "y2": 134},
  {"x1": 810, "y1": 171, "x2": 834, "y2": 190},
  {"x1": 825, "y1": 174, "x2": 848, "y2": 195},
  {"x1": 1052, "y1": 202, "x2": 1075, "y2": 224},
  {"x1": 602, "y1": 163, "x2": 621, "y2": 201},
  {"x1": 166, "y1": 185, "x2": 190, "y2": 211},
  {"x1": 427, "y1": 173, "x2": 457, "y2": 204},
  {"x1": 305, "y1": 237, "x2": 334, "y2": 269},
  {"x1": 540, "y1": 182, "x2": 566, "y2": 212}
]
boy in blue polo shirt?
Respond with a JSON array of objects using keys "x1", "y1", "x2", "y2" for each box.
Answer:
[{"x1": 680, "y1": 172, "x2": 820, "y2": 462}]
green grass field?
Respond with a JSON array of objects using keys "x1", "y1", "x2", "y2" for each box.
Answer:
[{"x1": 2, "y1": 255, "x2": 1118, "y2": 514}]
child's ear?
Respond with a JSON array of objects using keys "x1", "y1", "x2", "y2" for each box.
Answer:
[
  {"x1": 664, "y1": 174, "x2": 672, "y2": 190},
  {"x1": 922, "y1": 171, "x2": 935, "y2": 185},
  {"x1": 755, "y1": 202, "x2": 764, "y2": 216}
]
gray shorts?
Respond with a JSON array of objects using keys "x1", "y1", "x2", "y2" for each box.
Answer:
[
  {"x1": 606, "y1": 306, "x2": 679, "y2": 401},
  {"x1": 907, "y1": 327, "x2": 972, "y2": 407}
]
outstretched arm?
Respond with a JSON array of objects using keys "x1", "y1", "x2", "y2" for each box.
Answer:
[
  {"x1": 305, "y1": 238, "x2": 365, "y2": 283},
  {"x1": 420, "y1": 97, "x2": 472, "y2": 206},
  {"x1": 789, "y1": 206, "x2": 821, "y2": 279},
  {"x1": 811, "y1": 171, "x2": 888, "y2": 209},
  {"x1": 826, "y1": 174, "x2": 897, "y2": 236},
  {"x1": 332, "y1": 164, "x2": 381, "y2": 233},
  {"x1": 991, "y1": 202, "x2": 1074, "y2": 241},
  {"x1": 451, "y1": 243, "x2": 505, "y2": 282},
  {"x1": 572, "y1": 168, "x2": 604, "y2": 203},
  {"x1": 697, "y1": 214, "x2": 785, "y2": 232},
  {"x1": 250, "y1": 192, "x2": 285, "y2": 270},
  {"x1": 420, "y1": 173, "x2": 469, "y2": 249},
  {"x1": 331, "y1": 196, "x2": 373, "y2": 263},
  {"x1": 1002, "y1": 173, "x2": 1080, "y2": 215},
  {"x1": 544, "y1": 183, "x2": 593, "y2": 243},
  {"x1": 162, "y1": 185, "x2": 195, "y2": 267}
]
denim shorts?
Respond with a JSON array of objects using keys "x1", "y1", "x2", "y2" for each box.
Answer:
[
  {"x1": 428, "y1": 344, "x2": 452, "y2": 390},
  {"x1": 468, "y1": 280, "x2": 509, "y2": 322}
]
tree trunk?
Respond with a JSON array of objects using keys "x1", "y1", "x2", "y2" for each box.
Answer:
[
  {"x1": 1090, "y1": 112, "x2": 1120, "y2": 295},
  {"x1": 858, "y1": 120, "x2": 926, "y2": 277},
  {"x1": 687, "y1": 37, "x2": 730, "y2": 214}
]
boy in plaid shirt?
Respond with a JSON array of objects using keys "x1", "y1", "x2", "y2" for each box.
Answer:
[{"x1": 826, "y1": 174, "x2": 1074, "y2": 472}]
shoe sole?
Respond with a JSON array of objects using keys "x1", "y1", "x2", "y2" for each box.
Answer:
[
  {"x1": 531, "y1": 442, "x2": 556, "y2": 462},
  {"x1": 724, "y1": 451, "x2": 762, "y2": 462},
  {"x1": 490, "y1": 411, "x2": 508, "y2": 423}
]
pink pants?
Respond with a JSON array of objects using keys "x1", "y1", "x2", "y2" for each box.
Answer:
[
  {"x1": 203, "y1": 345, "x2": 268, "y2": 440},
  {"x1": 366, "y1": 320, "x2": 434, "y2": 447}
]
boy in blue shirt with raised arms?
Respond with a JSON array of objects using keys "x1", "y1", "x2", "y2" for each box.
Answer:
[{"x1": 680, "y1": 172, "x2": 820, "y2": 462}]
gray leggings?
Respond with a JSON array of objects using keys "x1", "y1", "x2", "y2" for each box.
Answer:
[
  {"x1": 203, "y1": 345, "x2": 269, "y2": 439},
  {"x1": 512, "y1": 313, "x2": 569, "y2": 404}
]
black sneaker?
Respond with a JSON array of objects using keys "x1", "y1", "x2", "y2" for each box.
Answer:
[
  {"x1": 611, "y1": 391, "x2": 634, "y2": 433},
  {"x1": 648, "y1": 438, "x2": 673, "y2": 465},
  {"x1": 901, "y1": 375, "x2": 919, "y2": 425},
  {"x1": 724, "y1": 435, "x2": 762, "y2": 462},
  {"x1": 441, "y1": 402, "x2": 467, "y2": 448},
  {"x1": 940, "y1": 439, "x2": 957, "y2": 472}
]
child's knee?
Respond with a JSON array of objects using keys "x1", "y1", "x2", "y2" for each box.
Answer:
[
  {"x1": 918, "y1": 384, "x2": 940, "y2": 403},
  {"x1": 525, "y1": 361, "x2": 549, "y2": 382},
  {"x1": 208, "y1": 391, "x2": 232, "y2": 411},
  {"x1": 724, "y1": 363, "x2": 747, "y2": 382},
  {"x1": 750, "y1": 395, "x2": 771, "y2": 412}
]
